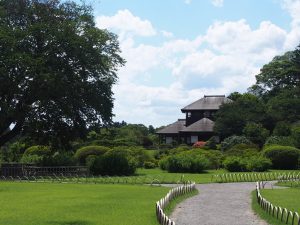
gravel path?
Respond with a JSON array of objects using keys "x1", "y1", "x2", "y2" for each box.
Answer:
[{"x1": 170, "y1": 182, "x2": 269, "y2": 225}]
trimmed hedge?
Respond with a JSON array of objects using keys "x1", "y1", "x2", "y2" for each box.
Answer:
[
  {"x1": 263, "y1": 145, "x2": 300, "y2": 169},
  {"x1": 23, "y1": 145, "x2": 51, "y2": 156},
  {"x1": 159, "y1": 151, "x2": 210, "y2": 173},
  {"x1": 75, "y1": 146, "x2": 110, "y2": 164},
  {"x1": 223, "y1": 156, "x2": 271, "y2": 172},
  {"x1": 88, "y1": 149, "x2": 138, "y2": 176}
]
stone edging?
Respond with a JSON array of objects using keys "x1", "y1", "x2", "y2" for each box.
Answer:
[{"x1": 256, "y1": 181, "x2": 300, "y2": 225}]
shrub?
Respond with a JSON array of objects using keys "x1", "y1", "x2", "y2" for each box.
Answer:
[
  {"x1": 273, "y1": 121, "x2": 291, "y2": 136},
  {"x1": 193, "y1": 141, "x2": 206, "y2": 148},
  {"x1": 124, "y1": 147, "x2": 151, "y2": 167},
  {"x1": 263, "y1": 145, "x2": 300, "y2": 169},
  {"x1": 291, "y1": 126, "x2": 300, "y2": 148},
  {"x1": 223, "y1": 156, "x2": 246, "y2": 172},
  {"x1": 205, "y1": 136, "x2": 218, "y2": 150},
  {"x1": 100, "y1": 149, "x2": 138, "y2": 176},
  {"x1": 225, "y1": 144, "x2": 259, "y2": 157},
  {"x1": 75, "y1": 146, "x2": 110, "y2": 164},
  {"x1": 245, "y1": 157, "x2": 272, "y2": 172},
  {"x1": 221, "y1": 136, "x2": 252, "y2": 151},
  {"x1": 144, "y1": 161, "x2": 157, "y2": 169},
  {"x1": 162, "y1": 151, "x2": 210, "y2": 173},
  {"x1": 23, "y1": 145, "x2": 51, "y2": 156},
  {"x1": 264, "y1": 136, "x2": 295, "y2": 147},
  {"x1": 20, "y1": 154, "x2": 44, "y2": 165}
]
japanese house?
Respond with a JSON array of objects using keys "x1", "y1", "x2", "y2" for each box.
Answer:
[{"x1": 156, "y1": 95, "x2": 232, "y2": 144}]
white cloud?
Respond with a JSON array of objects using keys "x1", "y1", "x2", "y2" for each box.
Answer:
[
  {"x1": 95, "y1": 9, "x2": 156, "y2": 37},
  {"x1": 211, "y1": 0, "x2": 224, "y2": 7},
  {"x1": 161, "y1": 30, "x2": 174, "y2": 38},
  {"x1": 97, "y1": 7, "x2": 300, "y2": 126}
]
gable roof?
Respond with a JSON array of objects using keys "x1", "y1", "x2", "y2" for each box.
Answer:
[
  {"x1": 181, "y1": 95, "x2": 232, "y2": 112},
  {"x1": 180, "y1": 118, "x2": 214, "y2": 133},
  {"x1": 156, "y1": 119, "x2": 186, "y2": 134}
]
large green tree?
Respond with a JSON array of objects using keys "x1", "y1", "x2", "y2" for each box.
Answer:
[{"x1": 0, "y1": 0, "x2": 124, "y2": 148}]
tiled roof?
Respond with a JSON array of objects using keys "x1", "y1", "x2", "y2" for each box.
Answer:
[
  {"x1": 181, "y1": 95, "x2": 232, "y2": 111},
  {"x1": 180, "y1": 118, "x2": 214, "y2": 133},
  {"x1": 156, "y1": 119, "x2": 186, "y2": 134}
]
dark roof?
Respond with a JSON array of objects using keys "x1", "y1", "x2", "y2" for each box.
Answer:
[
  {"x1": 156, "y1": 119, "x2": 186, "y2": 134},
  {"x1": 180, "y1": 118, "x2": 214, "y2": 133},
  {"x1": 181, "y1": 95, "x2": 232, "y2": 111}
]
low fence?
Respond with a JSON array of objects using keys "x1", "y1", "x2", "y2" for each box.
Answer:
[
  {"x1": 256, "y1": 181, "x2": 300, "y2": 225},
  {"x1": 212, "y1": 172, "x2": 300, "y2": 183},
  {"x1": 155, "y1": 182, "x2": 196, "y2": 225},
  {"x1": 0, "y1": 163, "x2": 88, "y2": 177},
  {"x1": 0, "y1": 174, "x2": 178, "y2": 185}
]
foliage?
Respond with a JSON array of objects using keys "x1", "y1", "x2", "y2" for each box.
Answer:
[
  {"x1": 264, "y1": 136, "x2": 295, "y2": 147},
  {"x1": 0, "y1": 141, "x2": 26, "y2": 162},
  {"x1": 23, "y1": 145, "x2": 52, "y2": 156},
  {"x1": 89, "y1": 149, "x2": 138, "y2": 176},
  {"x1": 243, "y1": 122, "x2": 270, "y2": 147},
  {"x1": 223, "y1": 156, "x2": 271, "y2": 172},
  {"x1": 273, "y1": 121, "x2": 291, "y2": 136},
  {"x1": 160, "y1": 151, "x2": 211, "y2": 173},
  {"x1": 291, "y1": 126, "x2": 300, "y2": 148},
  {"x1": 144, "y1": 161, "x2": 157, "y2": 169},
  {"x1": 214, "y1": 94, "x2": 269, "y2": 138},
  {"x1": 263, "y1": 145, "x2": 300, "y2": 169},
  {"x1": 223, "y1": 156, "x2": 246, "y2": 172},
  {"x1": 221, "y1": 135, "x2": 252, "y2": 151},
  {"x1": 205, "y1": 136, "x2": 218, "y2": 150},
  {"x1": 74, "y1": 146, "x2": 110, "y2": 164},
  {"x1": 225, "y1": 144, "x2": 259, "y2": 157},
  {"x1": 192, "y1": 141, "x2": 206, "y2": 148},
  {"x1": 245, "y1": 157, "x2": 272, "y2": 172},
  {"x1": 0, "y1": 0, "x2": 124, "y2": 148}
]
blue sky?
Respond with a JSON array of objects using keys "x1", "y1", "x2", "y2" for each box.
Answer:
[{"x1": 90, "y1": 0, "x2": 300, "y2": 127}]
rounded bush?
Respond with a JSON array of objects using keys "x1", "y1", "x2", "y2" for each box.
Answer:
[
  {"x1": 245, "y1": 157, "x2": 272, "y2": 172},
  {"x1": 162, "y1": 151, "x2": 210, "y2": 173},
  {"x1": 225, "y1": 144, "x2": 259, "y2": 157},
  {"x1": 221, "y1": 136, "x2": 252, "y2": 151},
  {"x1": 223, "y1": 156, "x2": 246, "y2": 172},
  {"x1": 263, "y1": 145, "x2": 300, "y2": 169},
  {"x1": 90, "y1": 149, "x2": 138, "y2": 176},
  {"x1": 264, "y1": 136, "x2": 295, "y2": 147},
  {"x1": 24, "y1": 145, "x2": 51, "y2": 156},
  {"x1": 75, "y1": 146, "x2": 110, "y2": 164}
]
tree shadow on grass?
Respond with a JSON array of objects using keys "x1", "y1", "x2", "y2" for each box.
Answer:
[{"x1": 47, "y1": 220, "x2": 94, "y2": 225}]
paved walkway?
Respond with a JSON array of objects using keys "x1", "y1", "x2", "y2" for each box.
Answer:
[{"x1": 170, "y1": 182, "x2": 269, "y2": 225}]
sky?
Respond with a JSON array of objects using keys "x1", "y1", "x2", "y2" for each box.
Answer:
[{"x1": 89, "y1": 0, "x2": 300, "y2": 127}]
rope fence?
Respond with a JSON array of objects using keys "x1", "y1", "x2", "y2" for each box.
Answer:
[
  {"x1": 212, "y1": 172, "x2": 300, "y2": 183},
  {"x1": 256, "y1": 181, "x2": 300, "y2": 225},
  {"x1": 155, "y1": 182, "x2": 196, "y2": 225}
]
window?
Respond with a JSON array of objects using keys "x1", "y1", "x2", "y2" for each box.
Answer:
[
  {"x1": 166, "y1": 137, "x2": 173, "y2": 144},
  {"x1": 191, "y1": 136, "x2": 198, "y2": 143},
  {"x1": 187, "y1": 112, "x2": 191, "y2": 118}
]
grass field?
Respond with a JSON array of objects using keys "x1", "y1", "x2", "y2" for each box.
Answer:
[
  {"x1": 135, "y1": 168, "x2": 299, "y2": 184},
  {"x1": 252, "y1": 185, "x2": 300, "y2": 225},
  {"x1": 0, "y1": 182, "x2": 170, "y2": 225}
]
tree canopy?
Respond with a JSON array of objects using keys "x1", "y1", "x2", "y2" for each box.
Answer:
[
  {"x1": 0, "y1": 0, "x2": 124, "y2": 148},
  {"x1": 215, "y1": 43, "x2": 300, "y2": 140}
]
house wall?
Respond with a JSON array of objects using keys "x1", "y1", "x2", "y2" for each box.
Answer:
[{"x1": 185, "y1": 110, "x2": 217, "y2": 126}]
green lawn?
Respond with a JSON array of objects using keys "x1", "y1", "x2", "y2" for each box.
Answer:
[
  {"x1": 252, "y1": 186, "x2": 300, "y2": 225},
  {"x1": 0, "y1": 182, "x2": 170, "y2": 225},
  {"x1": 260, "y1": 188, "x2": 300, "y2": 213},
  {"x1": 135, "y1": 168, "x2": 299, "y2": 184}
]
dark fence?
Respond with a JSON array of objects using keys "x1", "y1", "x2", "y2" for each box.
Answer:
[{"x1": 1, "y1": 163, "x2": 88, "y2": 177}]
